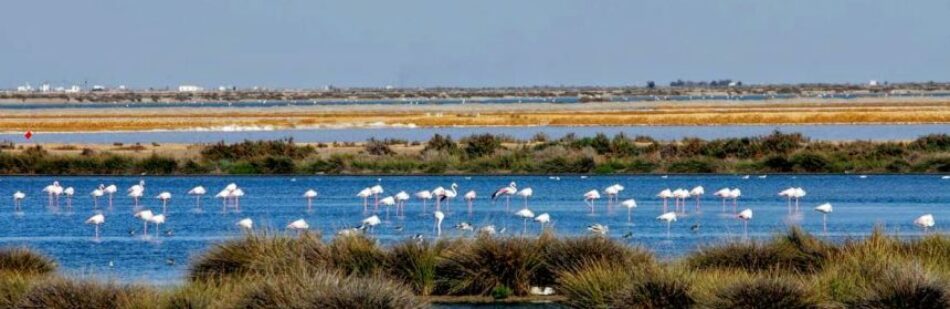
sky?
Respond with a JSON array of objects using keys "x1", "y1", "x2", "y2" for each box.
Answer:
[{"x1": 2, "y1": 0, "x2": 949, "y2": 88}]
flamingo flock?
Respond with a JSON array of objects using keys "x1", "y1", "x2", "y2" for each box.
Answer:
[{"x1": 2, "y1": 177, "x2": 943, "y2": 242}]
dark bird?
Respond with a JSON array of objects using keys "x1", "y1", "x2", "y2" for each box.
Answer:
[
  {"x1": 622, "y1": 231, "x2": 633, "y2": 239},
  {"x1": 690, "y1": 224, "x2": 700, "y2": 233}
]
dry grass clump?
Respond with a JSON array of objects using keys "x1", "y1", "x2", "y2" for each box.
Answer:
[
  {"x1": 237, "y1": 269, "x2": 423, "y2": 309},
  {"x1": 710, "y1": 277, "x2": 818, "y2": 309},
  {"x1": 436, "y1": 236, "x2": 545, "y2": 296},
  {"x1": 15, "y1": 278, "x2": 155, "y2": 309},
  {"x1": 385, "y1": 239, "x2": 458, "y2": 296},
  {"x1": 536, "y1": 234, "x2": 654, "y2": 286},
  {"x1": 327, "y1": 234, "x2": 386, "y2": 276},
  {"x1": 848, "y1": 265, "x2": 950, "y2": 309},
  {"x1": 189, "y1": 232, "x2": 327, "y2": 281},
  {"x1": 686, "y1": 227, "x2": 833, "y2": 274},
  {"x1": 610, "y1": 270, "x2": 696, "y2": 309},
  {"x1": 557, "y1": 261, "x2": 640, "y2": 308},
  {"x1": 0, "y1": 248, "x2": 57, "y2": 276}
]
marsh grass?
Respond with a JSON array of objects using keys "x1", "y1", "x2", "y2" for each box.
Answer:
[
  {"x1": 15, "y1": 278, "x2": 156, "y2": 309},
  {"x1": 189, "y1": 231, "x2": 327, "y2": 281},
  {"x1": 237, "y1": 269, "x2": 423, "y2": 309},
  {"x1": 437, "y1": 236, "x2": 545, "y2": 296},
  {"x1": 556, "y1": 261, "x2": 640, "y2": 308},
  {"x1": 0, "y1": 248, "x2": 57, "y2": 276},
  {"x1": 386, "y1": 239, "x2": 458, "y2": 296},
  {"x1": 711, "y1": 277, "x2": 818, "y2": 309},
  {"x1": 686, "y1": 227, "x2": 833, "y2": 273}
]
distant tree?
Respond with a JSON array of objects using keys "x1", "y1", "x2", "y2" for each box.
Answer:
[{"x1": 647, "y1": 81, "x2": 656, "y2": 89}]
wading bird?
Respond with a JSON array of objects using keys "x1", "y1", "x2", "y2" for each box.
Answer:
[
  {"x1": 236, "y1": 218, "x2": 253, "y2": 231},
  {"x1": 85, "y1": 213, "x2": 105, "y2": 239},
  {"x1": 464, "y1": 190, "x2": 477, "y2": 215},
  {"x1": 729, "y1": 188, "x2": 742, "y2": 213},
  {"x1": 127, "y1": 180, "x2": 145, "y2": 207},
  {"x1": 584, "y1": 190, "x2": 601, "y2": 214},
  {"x1": 103, "y1": 184, "x2": 117, "y2": 209},
  {"x1": 657, "y1": 212, "x2": 677, "y2": 238},
  {"x1": 534, "y1": 213, "x2": 551, "y2": 231},
  {"x1": 737, "y1": 208, "x2": 753, "y2": 238},
  {"x1": 230, "y1": 188, "x2": 244, "y2": 211},
  {"x1": 515, "y1": 208, "x2": 535, "y2": 234},
  {"x1": 63, "y1": 187, "x2": 74, "y2": 208},
  {"x1": 587, "y1": 224, "x2": 608, "y2": 236},
  {"x1": 379, "y1": 196, "x2": 396, "y2": 218},
  {"x1": 287, "y1": 219, "x2": 309, "y2": 233},
  {"x1": 434, "y1": 210, "x2": 445, "y2": 237},
  {"x1": 415, "y1": 190, "x2": 433, "y2": 212},
  {"x1": 188, "y1": 186, "x2": 206, "y2": 209},
  {"x1": 361, "y1": 215, "x2": 381, "y2": 233},
  {"x1": 690, "y1": 186, "x2": 705, "y2": 211},
  {"x1": 42, "y1": 181, "x2": 63, "y2": 208},
  {"x1": 91, "y1": 186, "x2": 104, "y2": 209},
  {"x1": 357, "y1": 187, "x2": 372, "y2": 212},
  {"x1": 491, "y1": 182, "x2": 518, "y2": 211},
  {"x1": 714, "y1": 188, "x2": 732, "y2": 212},
  {"x1": 134, "y1": 210, "x2": 154, "y2": 236},
  {"x1": 604, "y1": 184, "x2": 624, "y2": 207},
  {"x1": 12, "y1": 191, "x2": 25, "y2": 212},
  {"x1": 621, "y1": 199, "x2": 637, "y2": 223},
  {"x1": 914, "y1": 214, "x2": 935, "y2": 233},
  {"x1": 657, "y1": 189, "x2": 673, "y2": 213},
  {"x1": 516, "y1": 187, "x2": 533, "y2": 209},
  {"x1": 814, "y1": 203, "x2": 833, "y2": 234},
  {"x1": 672, "y1": 189, "x2": 690, "y2": 214},
  {"x1": 370, "y1": 184, "x2": 384, "y2": 209},
  {"x1": 156, "y1": 192, "x2": 172, "y2": 214},
  {"x1": 394, "y1": 191, "x2": 410, "y2": 216},
  {"x1": 439, "y1": 183, "x2": 458, "y2": 210},
  {"x1": 303, "y1": 189, "x2": 319, "y2": 211},
  {"x1": 149, "y1": 214, "x2": 166, "y2": 237}
]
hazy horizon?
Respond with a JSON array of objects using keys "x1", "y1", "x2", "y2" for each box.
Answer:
[{"x1": 3, "y1": 0, "x2": 949, "y2": 88}]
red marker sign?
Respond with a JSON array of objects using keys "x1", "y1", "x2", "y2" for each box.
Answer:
[{"x1": 24, "y1": 130, "x2": 32, "y2": 140}]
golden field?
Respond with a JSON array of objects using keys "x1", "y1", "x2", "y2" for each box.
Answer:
[{"x1": 1, "y1": 98, "x2": 948, "y2": 132}]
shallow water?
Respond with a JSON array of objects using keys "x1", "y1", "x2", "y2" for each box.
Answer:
[
  {"x1": 2, "y1": 124, "x2": 947, "y2": 144},
  {"x1": 0, "y1": 174, "x2": 946, "y2": 285}
]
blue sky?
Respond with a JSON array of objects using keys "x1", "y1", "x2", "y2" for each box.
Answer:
[{"x1": 2, "y1": 0, "x2": 949, "y2": 88}]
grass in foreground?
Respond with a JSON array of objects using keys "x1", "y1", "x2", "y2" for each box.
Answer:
[{"x1": 2, "y1": 227, "x2": 950, "y2": 308}]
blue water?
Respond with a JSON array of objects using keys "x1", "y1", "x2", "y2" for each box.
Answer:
[
  {"x1": 0, "y1": 175, "x2": 946, "y2": 285},
  {"x1": 2, "y1": 124, "x2": 947, "y2": 144},
  {"x1": 2, "y1": 92, "x2": 948, "y2": 110}
]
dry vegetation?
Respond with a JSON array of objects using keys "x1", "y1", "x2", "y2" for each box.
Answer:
[{"x1": 1, "y1": 99, "x2": 948, "y2": 132}]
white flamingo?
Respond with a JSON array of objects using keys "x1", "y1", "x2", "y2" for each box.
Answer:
[
  {"x1": 690, "y1": 186, "x2": 705, "y2": 211},
  {"x1": 415, "y1": 190, "x2": 433, "y2": 212},
  {"x1": 737, "y1": 208, "x2": 753, "y2": 238},
  {"x1": 395, "y1": 191, "x2": 411, "y2": 216},
  {"x1": 534, "y1": 213, "x2": 551, "y2": 231},
  {"x1": 12, "y1": 191, "x2": 25, "y2": 212},
  {"x1": 216, "y1": 189, "x2": 230, "y2": 212},
  {"x1": 85, "y1": 213, "x2": 105, "y2": 239},
  {"x1": 434, "y1": 210, "x2": 445, "y2": 237},
  {"x1": 584, "y1": 190, "x2": 601, "y2": 214},
  {"x1": 370, "y1": 184, "x2": 384, "y2": 209},
  {"x1": 361, "y1": 215, "x2": 382, "y2": 233},
  {"x1": 464, "y1": 190, "x2": 477, "y2": 215},
  {"x1": 287, "y1": 219, "x2": 309, "y2": 234},
  {"x1": 303, "y1": 189, "x2": 319, "y2": 211},
  {"x1": 357, "y1": 187, "x2": 372, "y2": 212},
  {"x1": 379, "y1": 196, "x2": 396, "y2": 218},
  {"x1": 237, "y1": 218, "x2": 253, "y2": 231},
  {"x1": 156, "y1": 192, "x2": 172, "y2": 214},
  {"x1": 149, "y1": 214, "x2": 166, "y2": 237},
  {"x1": 587, "y1": 224, "x2": 608, "y2": 236},
  {"x1": 230, "y1": 188, "x2": 244, "y2": 211},
  {"x1": 103, "y1": 184, "x2": 117, "y2": 209},
  {"x1": 42, "y1": 181, "x2": 63, "y2": 207},
  {"x1": 63, "y1": 187, "x2": 75, "y2": 208},
  {"x1": 657, "y1": 189, "x2": 673, "y2": 213},
  {"x1": 603, "y1": 184, "x2": 623, "y2": 207},
  {"x1": 621, "y1": 199, "x2": 637, "y2": 223},
  {"x1": 779, "y1": 187, "x2": 797, "y2": 214},
  {"x1": 440, "y1": 183, "x2": 458, "y2": 210},
  {"x1": 491, "y1": 182, "x2": 517, "y2": 211},
  {"x1": 188, "y1": 186, "x2": 206, "y2": 209},
  {"x1": 672, "y1": 188, "x2": 690, "y2": 214},
  {"x1": 516, "y1": 187, "x2": 533, "y2": 209},
  {"x1": 515, "y1": 208, "x2": 535, "y2": 235},
  {"x1": 657, "y1": 212, "x2": 677, "y2": 238},
  {"x1": 714, "y1": 188, "x2": 732, "y2": 212},
  {"x1": 134, "y1": 210, "x2": 154, "y2": 236},
  {"x1": 814, "y1": 203, "x2": 833, "y2": 234},
  {"x1": 127, "y1": 180, "x2": 145, "y2": 207},
  {"x1": 914, "y1": 214, "x2": 935, "y2": 233},
  {"x1": 729, "y1": 188, "x2": 742, "y2": 213},
  {"x1": 90, "y1": 185, "x2": 104, "y2": 209}
]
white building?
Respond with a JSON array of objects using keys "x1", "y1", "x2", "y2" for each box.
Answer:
[
  {"x1": 868, "y1": 80, "x2": 879, "y2": 86},
  {"x1": 16, "y1": 84, "x2": 32, "y2": 92},
  {"x1": 178, "y1": 85, "x2": 204, "y2": 92},
  {"x1": 65, "y1": 85, "x2": 81, "y2": 93},
  {"x1": 40, "y1": 84, "x2": 51, "y2": 92}
]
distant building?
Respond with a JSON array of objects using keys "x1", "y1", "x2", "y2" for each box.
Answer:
[
  {"x1": 91, "y1": 85, "x2": 106, "y2": 92},
  {"x1": 40, "y1": 84, "x2": 51, "y2": 92},
  {"x1": 65, "y1": 85, "x2": 81, "y2": 93},
  {"x1": 178, "y1": 85, "x2": 204, "y2": 92},
  {"x1": 15, "y1": 84, "x2": 32, "y2": 92},
  {"x1": 869, "y1": 80, "x2": 879, "y2": 86}
]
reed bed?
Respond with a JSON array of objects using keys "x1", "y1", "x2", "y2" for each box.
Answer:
[{"x1": 1, "y1": 228, "x2": 949, "y2": 308}]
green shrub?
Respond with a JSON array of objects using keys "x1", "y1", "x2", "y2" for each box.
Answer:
[
  {"x1": 711, "y1": 277, "x2": 817, "y2": 309},
  {"x1": 0, "y1": 248, "x2": 56, "y2": 275},
  {"x1": 437, "y1": 236, "x2": 544, "y2": 296},
  {"x1": 15, "y1": 279, "x2": 154, "y2": 309},
  {"x1": 238, "y1": 270, "x2": 422, "y2": 309}
]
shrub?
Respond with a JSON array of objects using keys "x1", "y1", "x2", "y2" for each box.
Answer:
[
  {"x1": 437, "y1": 236, "x2": 544, "y2": 296},
  {"x1": 462, "y1": 134, "x2": 502, "y2": 158},
  {"x1": 557, "y1": 261, "x2": 636, "y2": 308},
  {"x1": 189, "y1": 233, "x2": 327, "y2": 281},
  {"x1": 238, "y1": 270, "x2": 422, "y2": 309},
  {"x1": 386, "y1": 240, "x2": 453, "y2": 296},
  {"x1": 711, "y1": 277, "x2": 817, "y2": 309},
  {"x1": 423, "y1": 134, "x2": 458, "y2": 154},
  {"x1": 0, "y1": 248, "x2": 56, "y2": 275},
  {"x1": 687, "y1": 228, "x2": 832, "y2": 274},
  {"x1": 491, "y1": 285, "x2": 513, "y2": 300},
  {"x1": 612, "y1": 272, "x2": 696, "y2": 309},
  {"x1": 365, "y1": 138, "x2": 396, "y2": 156},
  {"x1": 536, "y1": 235, "x2": 654, "y2": 286},
  {"x1": 15, "y1": 279, "x2": 153, "y2": 309},
  {"x1": 790, "y1": 152, "x2": 831, "y2": 172},
  {"x1": 328, "y1": 234, "x2": 385, "y2": 276},
  {"x1": 849, "y1": 265, "x2": 950, "y2": 308}
]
